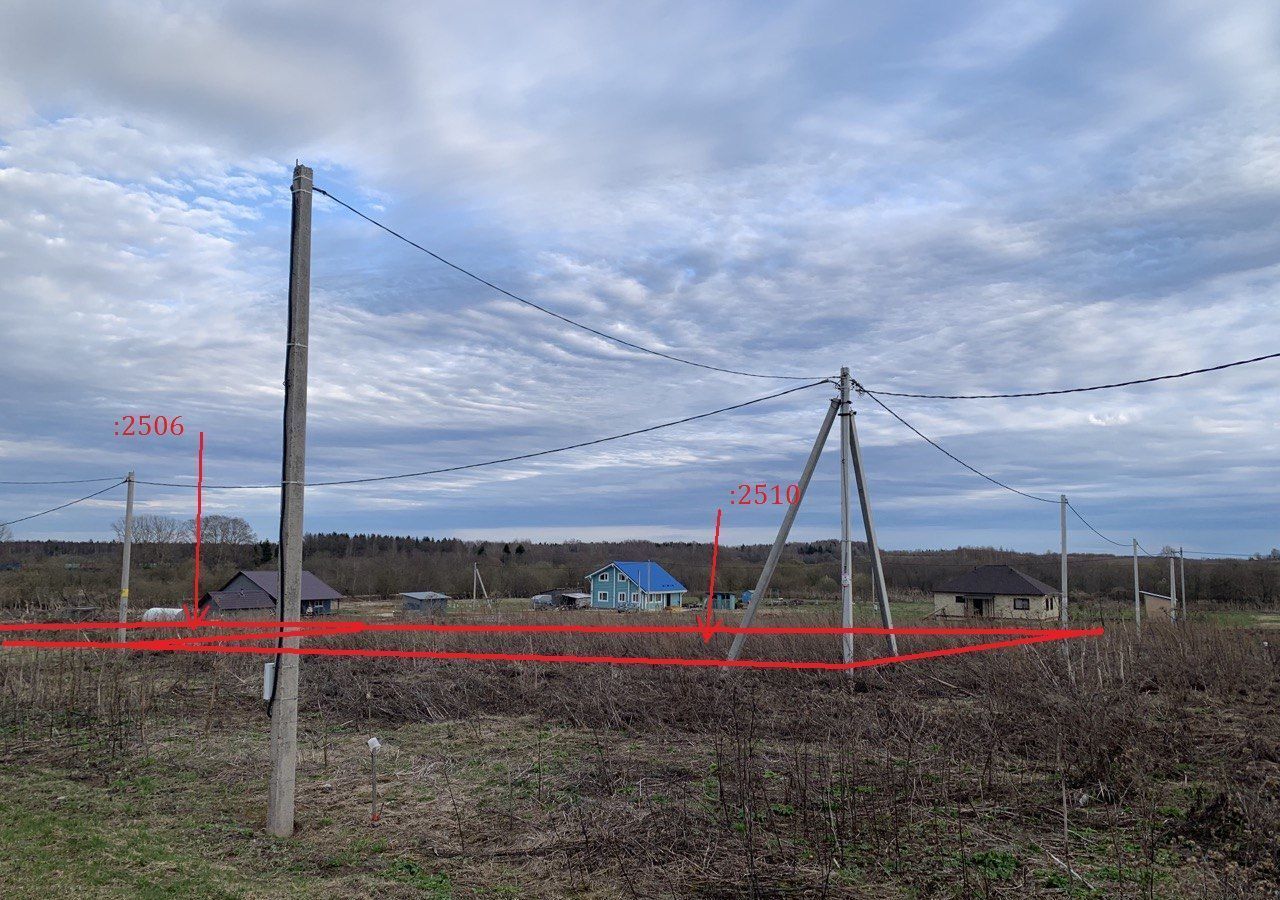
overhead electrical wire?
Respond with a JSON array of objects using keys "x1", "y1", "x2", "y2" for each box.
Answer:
[
  {"x1": 858, "y1": 351, "x2": 1280, "y2": 399},
  {"x1": 0, "y1": 480, "x2": 126, "y2": 528},
  {"x1": 1065, "y1": 501, "x2": 1128, "y2": 547},
  {"x1": 852, "y1": 383, "x2": 1057, "y2": 503},
  {"x1": 312, "y1": 186, "x2": 829, "y2": 383},
  {"x1": 854, "y1": 385, "x2": 1277, "y2": 558},
  {"x1": 136, "y1": 380, "x2": 829, "y2": 491},
  {"x1": 1181, "y1": 548, "x2": 1278, "y2": 559},
  {"x1": 0, "y1": 476, "x2": 123, "y2": 485}
]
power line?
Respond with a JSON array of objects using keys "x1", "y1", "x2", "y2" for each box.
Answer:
[
  {"x1": 312, "y1": 186, "x2": 830, "y2": 383},
  {"x1": 1182, "y1": 548, "x2": 1278, "y2": 559},
  {"x1": 0, "y1": 476, "x2": 122, "y2": 485},
  {"x1": 137, "y1": 380, "x2": 829, "y2": 491},
  {"x1": 0, "y1": 480, "x2": 126, "y2": 528},
  {"x1": 859, "y1": 351, "x2": 1280, "y2": 399},
  {"x1": 853, "y1": 385, "x2": 1057, "y2": 503},
  {"x1": 1065, "y1": 501, "x2": 1128, "y2": 547},
  {"x1": 855, "y1": 386, "x2": 1233, "y2": 563}
]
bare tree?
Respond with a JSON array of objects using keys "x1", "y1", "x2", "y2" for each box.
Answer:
[
  {"x1": 0, "y1": 523, "x2": 11, "y2": 542},
  {"x1": 188, "y1": 515, "x2": 257, "y2": 565}
]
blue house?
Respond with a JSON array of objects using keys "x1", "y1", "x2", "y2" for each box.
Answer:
[{"x1": 585, "y1": 561, "x2": 687, "y2": 611}]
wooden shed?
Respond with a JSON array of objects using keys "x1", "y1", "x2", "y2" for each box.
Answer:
[{"x1": 1139, "y1": 591, "x2": 1177, "y2": 623}]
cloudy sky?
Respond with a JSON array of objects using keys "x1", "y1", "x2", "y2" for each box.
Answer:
[{"x1": 0, "y1": 0, "x2": 1277, "y2": 554}]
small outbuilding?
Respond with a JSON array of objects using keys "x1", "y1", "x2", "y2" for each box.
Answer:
[
  {"x1": 1139, "y1": 591, "x2": 1177, "y2": 623},
  {"x1": 532, "y1": 588, "x2": 591, "y2": 610},
  {"x1": 932, "y1": 564, "x2": 1060, "y2": 620},
  {"x1": 401, "y1": 591, "x2": 450, "y2": 615},
  {"x1": 201, "y1": 570, "x2": 342, "y2": 616},
  {"x1": 708, "y1": 591, "x2": 738, "y2": 610}
]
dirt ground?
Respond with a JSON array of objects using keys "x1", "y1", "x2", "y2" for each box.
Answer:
[{"x1": 0, "y1": 603, "x2": 1277, "y2": 898}]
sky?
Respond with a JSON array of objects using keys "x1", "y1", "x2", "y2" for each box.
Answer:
[{"x1": 0, "y1": 0, "x2": 1277, "y2": 554}]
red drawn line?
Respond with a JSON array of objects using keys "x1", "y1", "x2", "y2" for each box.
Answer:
[
  {"x1": 697, "y1": 508, "x2": 724, "y2": 642},
  {"x1": 0, "y1": 620, "x2": 1100, "y2": 638},
  {"x1": 193, "y1": 431, "x2": 203, "y2": 616},
  {"x1": 1, "y1": 628, "x2": 1098, "y2": 671},
  {"x1": 183, "y1": 431, "x2": 211, "y2": 626}
]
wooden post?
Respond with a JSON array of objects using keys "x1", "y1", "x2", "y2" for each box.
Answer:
[
  {"x1": 848, "y1": 408, "x2": 896, "y2": 656},
  {"x1": 268, "y1": 163, "x2": 312, "y2": 838},
  {"x1": 1179, "y1": 547, "x2": 1187, "y2": 621},
  {"x1": 1132, "y1": 538, "x2": 1141, "y2": 638},
  {"x1": 1059, "y1": 495, "x2": 1068, "y2": 625},
  {"x1": 116, "y1": 471, "x2": 135, "y2": 644},
  {"x1": 838, "y1": 369, "x2": 854, "y2": 664}
]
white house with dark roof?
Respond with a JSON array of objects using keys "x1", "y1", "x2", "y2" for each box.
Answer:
[
  {"x1": 585, "y1": 561, "x2": 687, "y2": 611},
  {"x1": 932, "y1": 564, "x2": 1060, "y2": 620}
]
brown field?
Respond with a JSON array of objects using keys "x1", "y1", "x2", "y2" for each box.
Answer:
[{"x1": 0, "y1": 599, "x2": 1278, "y2": 898}]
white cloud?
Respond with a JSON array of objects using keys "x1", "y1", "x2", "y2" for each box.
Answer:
[{"x1": 0, "y1": 1, "x2": 1277, "y2": 553}]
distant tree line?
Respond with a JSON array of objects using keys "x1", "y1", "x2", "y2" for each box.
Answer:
[{"x1": 2, "y1": 525, "x2": 1277, "y2": 609}]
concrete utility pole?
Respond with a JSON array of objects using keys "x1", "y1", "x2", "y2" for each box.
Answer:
[
  {"x1": 1179, "y1": 547, "x2": 1187, "y2": 621},
  {"x1": 268, "y1": 163, "x2": 312, "y2": 838},
  {"x1": 848, "y1": 408, "x2": 896, "y2": 656},
  {"x1": 727, "y1": 398, "x2": 838, "y2": 661},
  {"x1": 1059, "y1": 495, "x2": 1068, "y2": 625},
  {"x1": 1132, "y1": 538, "x2": 1141, "y2": 637},
  {"x1": 116, "y1": 471, "x2": 135, "y2": 644},
  {"x1": 838, "y1": 369, "x2": 855, "y2": 664},
  {"x1": 1169, "y1": 554, "x2": 1178, "y2": 624}
]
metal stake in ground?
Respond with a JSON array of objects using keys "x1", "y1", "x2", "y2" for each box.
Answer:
[
  {"x1": 268, "y1": 163, "x2": 313, "y2": 838},
  {"x1": 116, "y1": 471, "x2": 135, "y2": 644},
  {"x1": 838, "y1": 369, "x2": 855, "y2": 664},
  {"x1": 848, "y1": 408, "x2": 896, "y2": 657},
  {"x1": 368, "y1": 737, "x2": 382, "y2": 825},
  {"x1": 727, "y1": 396, "x2": 838, "y2": 661}
]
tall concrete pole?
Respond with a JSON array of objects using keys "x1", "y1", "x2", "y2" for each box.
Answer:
[
  {"x1": 268, "y1": 163, "x2": 312, "y2": 838},
  {"x1": 1059, "y1": 495, "x2": 1068, "y2": 625},
  {"x1": 1179, "y1": 547, "x2": 1187, "y2": 621},
  {"x1": 848, "y1": 408, "x2": 897, "y2": 656},
  {"x1": 116, "y1": 471, "x2": 135, "y2": 644},
  {"x1": 1132, "y1": 538, "x2": 1141, "y2": 637},
  {"x1": 838, "y1": 369, "x2": 855, "y2": 664},
  {"x1": 1169, "y1": 554, "x2": 1178, "y2": 623},
  {"x1": 728, "y1": 398, "x2": 838, "y2": 661}
]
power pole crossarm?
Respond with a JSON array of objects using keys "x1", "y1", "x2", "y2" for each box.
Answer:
[{"x1": 268, "y1": 163, "x2": 312, "y2": 839}]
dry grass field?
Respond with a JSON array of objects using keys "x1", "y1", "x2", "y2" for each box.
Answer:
[{"x1": 0, "y1": 600, "x2": 1277, "y2": 898}]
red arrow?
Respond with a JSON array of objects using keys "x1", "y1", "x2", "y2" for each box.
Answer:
[
  {"x1": 695, "y1": 507, "x2": 724, "y2": 642},
  {"x1": 182, "y1": 431, "x2": 210, "y2": 627}
]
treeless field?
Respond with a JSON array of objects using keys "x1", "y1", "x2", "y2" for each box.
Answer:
[{"x1": 0, "y1": 605, "x2": 1277, "y2": 898}]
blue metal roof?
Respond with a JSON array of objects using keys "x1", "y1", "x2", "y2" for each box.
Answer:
[{"x1": 610, "y1": 561, "x2": 686, "y2": 593}]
